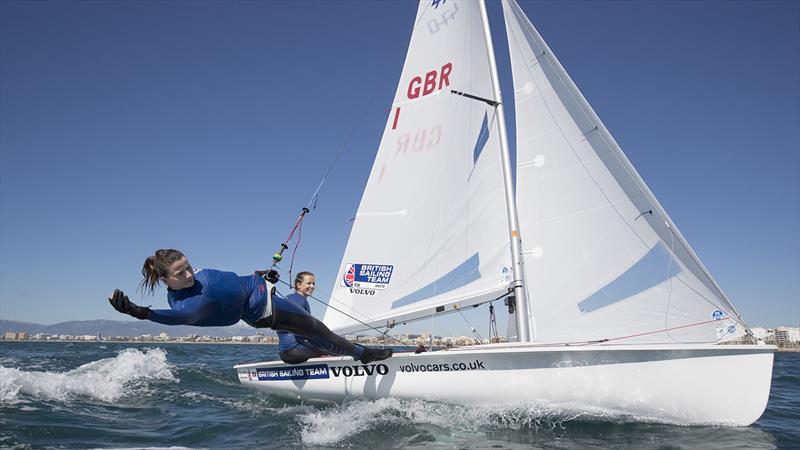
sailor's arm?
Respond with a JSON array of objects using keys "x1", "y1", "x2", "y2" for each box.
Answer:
[
  {"x1": 108, "y1": 289, "x2": 151, "y2": 320},
  {"x1": 107, "y1": 289, "x2": 213, "y2": 325},
  {"x1": 147, "y1": 295, "x2": 221, "y2": 326},
  {"x1": 146, "y1": 307, "x2": 200, "y2": 326}
]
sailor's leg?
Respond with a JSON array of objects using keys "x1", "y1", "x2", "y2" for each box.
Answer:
[
  {"x1": 269, "y1": 299, "x2": 392, "y2": 363},
  {"x1": 279, "y1": 345, "x2": 324, "y2": 364},
  {"x1": 270, "y1": 306, "x2": 364, "y2": 358}
]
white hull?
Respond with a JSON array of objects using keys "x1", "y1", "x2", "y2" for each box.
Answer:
[{"x1": 235, "y1": 343, "x2": 774, "y2": 426}]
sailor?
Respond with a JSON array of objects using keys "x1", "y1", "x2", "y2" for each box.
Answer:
[
  {"x1": 277, "y1": 271, "x2": 328, "y2": 364},
  {"x1": 107, "y1": 249, "x2": 392, "y2": 364}
]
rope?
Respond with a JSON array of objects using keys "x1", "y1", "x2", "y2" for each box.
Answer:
[
  {"x1": 600, "y1": 317, "x2": 736, "y2": 344},
  {"x1": 303, "y1": 1, "x2": 435, "y2": 211},
  {"x1": 268, "y1": 208, "x2": 310, "y2": 270},
  {"x1": 300, "y1": 15, "x2": 412, "y2": 212},
  {"x1": 270, "y1": 260, "x2": 514, "y2": 345},
  {"x1": 488, "y1": 302, "x2": 499, "y2": 343},
  {"x1": 283, "y1": 209, "x2": 307, "y2": 244},
  {"x1": 287, "y1": 218, "x2": 303, "y2": 281},
  {"x1": 435, "y1": 316, "x2": 739, "y2": 349},
  {"x1": 328, "y1": 290, "x2": 513, "y2": 337},
  {"x1": 272, "y1": 277, "x2": 407, "y2": 346},
  {"x1": 454, "y1": 304, "x2": 484, "y2": 344},
  {"x1": 373, "y1": 291, "x2": 513, "y2": 333}
]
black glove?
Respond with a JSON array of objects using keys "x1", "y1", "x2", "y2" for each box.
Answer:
[
  {"x1": 108, "y1": 289, "x2": 151, "y2": 320},
  {"x1": 265, "y1": 269, "x2": 280, "y2": 284}
]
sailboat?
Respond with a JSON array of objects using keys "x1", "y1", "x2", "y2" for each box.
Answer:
[{"x1": 235, "y1": 0, "x2": 775, "y2": 426}]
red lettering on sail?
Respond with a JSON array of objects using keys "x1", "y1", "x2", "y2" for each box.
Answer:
[
  {"x1": 391, "y1": 107, "x2": 401, "y2": 129},
  {"x1": 407, "y1": 76, "x2": 422, "y2": 99},
  {"x1": 406, "y1": 62, "x2": 453, "y2": 100},
  {"x1": 423, "y1": 70, "x2": 437, "y2": 96},
  {"x1": 439, "y1": 63, "x2": 452, "y2": 90}
]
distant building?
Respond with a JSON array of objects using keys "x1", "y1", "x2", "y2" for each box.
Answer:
[{"x1": 775, "y1": 327, "x2": 800, "y2": 344}]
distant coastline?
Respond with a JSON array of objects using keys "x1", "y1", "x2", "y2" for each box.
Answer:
[
  {"x1": 1, "y1": 338, "x2": 797, "y2": 352},
  {"x1": 3, "y1": 319, "x2": 799, "y2": 350},
  {"x1": 0, "y1": 339, "x2": 276, "y2": 346}
]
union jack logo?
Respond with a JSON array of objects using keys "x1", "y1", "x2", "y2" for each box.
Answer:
[{"x1": 343, "y1": 264, "x2": 356, "y2": 287}]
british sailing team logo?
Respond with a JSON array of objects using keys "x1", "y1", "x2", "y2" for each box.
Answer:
[
  {"x1": 342, "y1": 263, "x2": 394, "y2": 296},
  {"x1": 344, "y1": 265, "x2": 357, "y2": 287}
]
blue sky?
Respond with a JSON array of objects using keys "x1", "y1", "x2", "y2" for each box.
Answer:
[{"x1": 1, "y1": 0, "x2": 797, "y2": 336}]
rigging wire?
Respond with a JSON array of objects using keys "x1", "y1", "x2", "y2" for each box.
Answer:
[
  {"x1": 488, "y1": 302, "x2": 499, "y2": 343},
  {"x1": 271, "y1": 276, "x2": 407, "y2": 346},
  {"x1": 361, "y1": 291, "x2": 513, "y2": 336},
  {"x1": 274, "y1": 265, "x2": 385, "y2": 327},
  {"x1": 271, "y1": 262, "x2": 514, "y2": 345},
  {"x1": 270, "y1": 263, "x2": 735, "y2": 347},
  {"x1": 300, "y1": 1, "x2": 434, "y2": 212},
  {"x1": 454, "y1": 304, "x2": 485, "y2": 344},
  {"x1": 287, "y1": 218, "x2": 303, "y2": 282}
]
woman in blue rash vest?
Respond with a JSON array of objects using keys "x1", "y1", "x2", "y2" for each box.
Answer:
[
  {"x1": 107, "y1": 249, "x2": 392, "y2": 364},
  {"x1": 277, "y1": 272, "x2": 327, "y2": 364}
]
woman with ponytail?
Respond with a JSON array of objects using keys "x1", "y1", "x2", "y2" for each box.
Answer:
[{"x1": 108, "y1": 249, "x2": 392, "y2": 364}]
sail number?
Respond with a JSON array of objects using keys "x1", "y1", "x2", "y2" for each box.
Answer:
[
  {"x1": 396, "y1": 125, "x2": 442, "y2": 154},
  {"x1": 407, "y1": 63, "x2": 452, "y2": 100}
]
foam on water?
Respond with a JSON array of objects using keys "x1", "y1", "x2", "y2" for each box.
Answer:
[
  {"x1": 297, "y1": 397, "x2": 681, "y2": 446},
  {"x1": 0, "y1": 348, "x2": 176, "y2": 403}
]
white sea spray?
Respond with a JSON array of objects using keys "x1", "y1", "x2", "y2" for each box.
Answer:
[
  {"x1": 0, "y1": 348, "x2": 176, "y2": 403},
  {"x1": 297, "y1": 397, "x2": 656, "y2": 446},
  {"x1": 299, "y1": 397, "x2": 401, "y2": 445}
]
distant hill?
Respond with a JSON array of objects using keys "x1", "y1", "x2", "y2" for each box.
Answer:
[{"x1": 0, "y1": 319, "x2": 275, "y2": 338}]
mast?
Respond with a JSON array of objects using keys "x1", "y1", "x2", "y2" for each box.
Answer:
[{"x1": 478, "y1": 0, "x2": 533, "y2": 342}]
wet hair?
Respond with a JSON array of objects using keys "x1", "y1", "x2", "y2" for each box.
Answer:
[
  {"x1": 140, "y1": 249, "x2": 185, "y2": 295},
  {"x1": 294, "y1": 271, "x2": 315, "y2": 290}
]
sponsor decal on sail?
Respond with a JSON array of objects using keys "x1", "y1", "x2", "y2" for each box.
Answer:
[{"x1": 342, "y1": 263, "x2": 394, "y2": 295}]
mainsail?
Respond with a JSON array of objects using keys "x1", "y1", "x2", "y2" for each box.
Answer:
[
  {"x1": 323, "y1": 0, "x2": 512, "y2": 334},
  {"x1": 502, "y1": 0, "x2": 747, "y2": 344}
]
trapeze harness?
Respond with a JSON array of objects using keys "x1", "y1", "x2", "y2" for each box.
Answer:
[{"x1": 147, "y1": 268, "x2": 366, "y2": 360}]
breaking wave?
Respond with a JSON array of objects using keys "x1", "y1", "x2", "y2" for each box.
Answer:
[
  {"x1": 0, "y1": 348, "x2": 176, "y2": 403},
  {"x1": 296, "y1": 397, "x2": 627, "y2": 446}
]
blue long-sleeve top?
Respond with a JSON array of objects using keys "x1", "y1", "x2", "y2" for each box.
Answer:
[
  {"x1": 277, "y1": 293, "x2": 312, "y2": 352},
  {"x1": 148, "y1": 268, "x2": 268, "y2": 327}
]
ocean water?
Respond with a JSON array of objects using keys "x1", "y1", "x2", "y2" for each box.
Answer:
[{"x1": 0, "y1": 342, "x2": 797, "y2": 449}]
